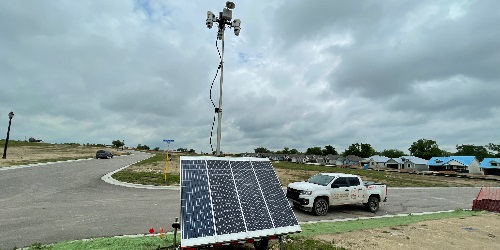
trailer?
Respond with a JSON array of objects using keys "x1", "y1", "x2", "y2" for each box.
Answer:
[{"x1": 177, "y1": 156, "x2": 301, "y2": 249}]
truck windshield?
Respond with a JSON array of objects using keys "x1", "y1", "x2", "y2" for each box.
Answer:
[{"x1": 307, "y1": 174, "x2": 335, "y2": 186}]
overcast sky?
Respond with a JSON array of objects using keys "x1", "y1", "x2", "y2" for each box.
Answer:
[{"x1": 1, "y1": 0, "x2": 499, "y2": 154}]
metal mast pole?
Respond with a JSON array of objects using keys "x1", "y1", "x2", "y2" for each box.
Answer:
[{"x1": 216, "y1": 28, "x2": 224, "y2": 157}]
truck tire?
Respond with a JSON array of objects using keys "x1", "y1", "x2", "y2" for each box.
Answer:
[
  {"x1": 313, "y1": 198, "x2": 329, "y2": 216},
  {"x1": 253, "y1": 238, "x2": 269, "y2": 250},
  {"x1": 365, "y1": 195, "x2": 379, "y2": 213}
]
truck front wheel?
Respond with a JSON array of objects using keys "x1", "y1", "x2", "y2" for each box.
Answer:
[
  {"x1": 313, "y1": 198, "x2": 329, "y2": 216},
  {"x1": 365, "y1": 196, "x2": 380, "y2": 213}
]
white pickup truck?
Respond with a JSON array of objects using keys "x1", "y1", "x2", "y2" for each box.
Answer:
[{"x1": 286, "y1": 173, "x2": 387, "y2": 216}]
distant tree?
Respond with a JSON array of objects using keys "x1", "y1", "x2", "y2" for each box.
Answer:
[
  {"x1": 276, "y1": 147, "x2": 291, "y2": 154},
  {"x1": 28, "y1": 137, "x2": 42, "y2": 142},
  {"x1": 322, "y1": 145, "x2": 338, "y2": 156},
  {"x1": 381, "y1": 149, "x2": 405, "y2": 158},
  {"x1": 306, "y1": 147, "x2": 322, "y2": 155},
  {"x1": 342, "y1": 143, "x2": 375, "y2": 158},
  {"x1": 455, "y1": 144, "x2": 491, "y2": 161},
  {"x1": 290, "y1": 148, "x2": 299, "y2": 154},
  {"x1": 487, "y1": 143, "x2": 500, "y2": 157},
  {"x1": 136, "y1": 144, "x2": 150, "y2": 150},
  {"x1": 189, "y1": 149, "x2": 196, "y2": 153},
  {"x1": 153, "y1": 147, "x2": 160, "y2": 151},
  {"x1": 254, "y1": 147, "x2": 271, "y2": 154},
  {"x1": 176, "y1": 148, "x2": 188, "y2": 152},
  {"x1": 441, "y1": 150, "x2": 452, "y2": 157},
  {"x1": 408, "y1": 139, "x2": 442, "y2": 160},
  {"x1": 112, "y1": 140, "x2": 124, "y2": 148}
]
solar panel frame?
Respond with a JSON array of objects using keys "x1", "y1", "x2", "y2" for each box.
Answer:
[{"x1": 180, "y1": 156, "x2": 301, "y2": 248}]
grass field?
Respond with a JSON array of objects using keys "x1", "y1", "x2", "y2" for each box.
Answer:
[{"x1": 112, "y1": 158, "x2": 500, "y2": 188}]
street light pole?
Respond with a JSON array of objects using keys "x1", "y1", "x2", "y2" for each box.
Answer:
[
  {"x1": 2, "y1": 111, "x2": 15, "y2": 159},
  {"x1": 206, "y1": 1, "x2": 241, "y2": 157}
]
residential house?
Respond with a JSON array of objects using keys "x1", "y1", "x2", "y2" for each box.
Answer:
[
  {"x1": 260, "y1": 153, "x2": 273, "y2": 159},
  {"x1": 400, "y1": 156, "x2": 428, "y2": 171},
  {"x1": 325, "y1": 154, "x2": 343, "y2": 165},
  {"x1": 386, "y1": 158, "x2": 403, "y2": 169},
  {"x1": 290, "y1": 154, "x2": 307, "y2": 164},
  {"x1": 367, "y1": 155, "x2": 390, "y2": 168},
  {"x1": 480, "y1": 158, "x2": 500, "y2": 175},
  {"x1": 268, "y1": 154, "x2": 286, "y2": 161},
  {"x1": 427, "y1": 156, "x2": 481, "y2": 174},
  {"x1": 314, "y1": 155, "x2": 326, "y2": 164},
  {"x1": 241, "y1": 153, "x2": 259, "y2": 158},
  {"x1": 343, "y1": 155, "x2": 362, "y2": 166}
]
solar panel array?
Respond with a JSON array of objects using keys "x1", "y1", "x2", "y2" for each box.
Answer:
[{"x1": 180, "y1": 156, "x2": 301, "y2": 248}]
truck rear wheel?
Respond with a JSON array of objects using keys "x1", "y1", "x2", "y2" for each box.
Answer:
[
  {"x1": 313, "y1": 198, "x2": 329, "y2": 216},
  {"x1": 365, "y1": 195, "x2": 379, "y2": 213}
]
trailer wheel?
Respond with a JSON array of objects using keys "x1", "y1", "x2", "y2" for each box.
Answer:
[
  {"x1": 365, "y1": 195, "x2": 379, "y2": 213},
  {"x1": 253, "y1": 238, "x2": 269, "y2": 250},
  {"x1": 313, "y1": 198, "x2": 329, "y2": 216}
]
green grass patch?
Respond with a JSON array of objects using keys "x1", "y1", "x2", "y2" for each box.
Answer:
[
  {"x1": 133, "y1": 153, "x2": 166, "y2": 166},
  {"x1": 11, "y1": 156, "x2": 93, "y2": 166},
  {"x1": 132, "y1": 153, "x2": 180, "y2": 166},
  {"x1": 112, "y1": 169, "x2": 179, "y2": 186},
  {"x1": 296, "y1": 209, "x2": 479, "y2": 237},
  {"x1": 25, "y1": 234, "x2": 181, "y2": 250},
  {"x1": 111, "y1": 153, "x2": 180, "y2": 186}
]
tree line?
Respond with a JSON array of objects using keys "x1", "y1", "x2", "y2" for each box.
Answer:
[{"x1": 254, "y1": 139, "x2": 500, "y2": 161}]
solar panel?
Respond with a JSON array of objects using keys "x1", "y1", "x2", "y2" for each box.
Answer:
[{"x1": 180, "y1": 156, "x2": 301, "y2": 248}]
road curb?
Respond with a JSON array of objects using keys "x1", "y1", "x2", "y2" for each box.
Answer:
[{"x1": 299, "y1": 209, "x2": 467, "y2": 224}]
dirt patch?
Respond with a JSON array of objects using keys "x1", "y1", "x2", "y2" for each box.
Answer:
[
  {"x1": 276, "y1": 168, "x2": 500, "y2": 187},
  {"x1": 313, "y1": 212, "x2": 500, "y2": 250},
  {"x1": 127, "y1": 155, "x2": 180, "y2": 174}
]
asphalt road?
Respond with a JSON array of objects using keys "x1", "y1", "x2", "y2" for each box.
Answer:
[{"x1": 0, "y1": 154, "x2": 482, "y2": 249}]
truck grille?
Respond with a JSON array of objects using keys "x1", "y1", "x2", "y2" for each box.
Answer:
[{"x1": 286, "y1": 187, "x2": 300, "y2": 200}]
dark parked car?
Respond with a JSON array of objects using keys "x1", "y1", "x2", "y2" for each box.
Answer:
[{"x1": 96, "y1": 150, "x2": 113, "y2": 159}]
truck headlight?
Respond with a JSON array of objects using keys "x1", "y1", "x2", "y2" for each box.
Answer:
[{"x1": 300, "y1": 190, "x2": 312, "y2": 195}]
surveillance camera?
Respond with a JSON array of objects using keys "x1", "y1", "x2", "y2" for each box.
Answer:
[
  {"x1": 232, "y1": 19, "x2": 240, "y2": 27},
  {"x1": 226, "y1": 1, "x2": 236, "y2": 9},
  {"x1": 231, "y1": 19, "x2": 241, "y2": 36},
  {"x1": 206, "y1": 11, "x2": 215, "y2": 29}
]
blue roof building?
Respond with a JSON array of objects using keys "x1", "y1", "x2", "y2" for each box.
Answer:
[
  {"x1": 427, "y1": 156, "x2": 482, "y2": 174},
  {"x1": 480, "y1": 158, "x2": 500, "y2": 175}
]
